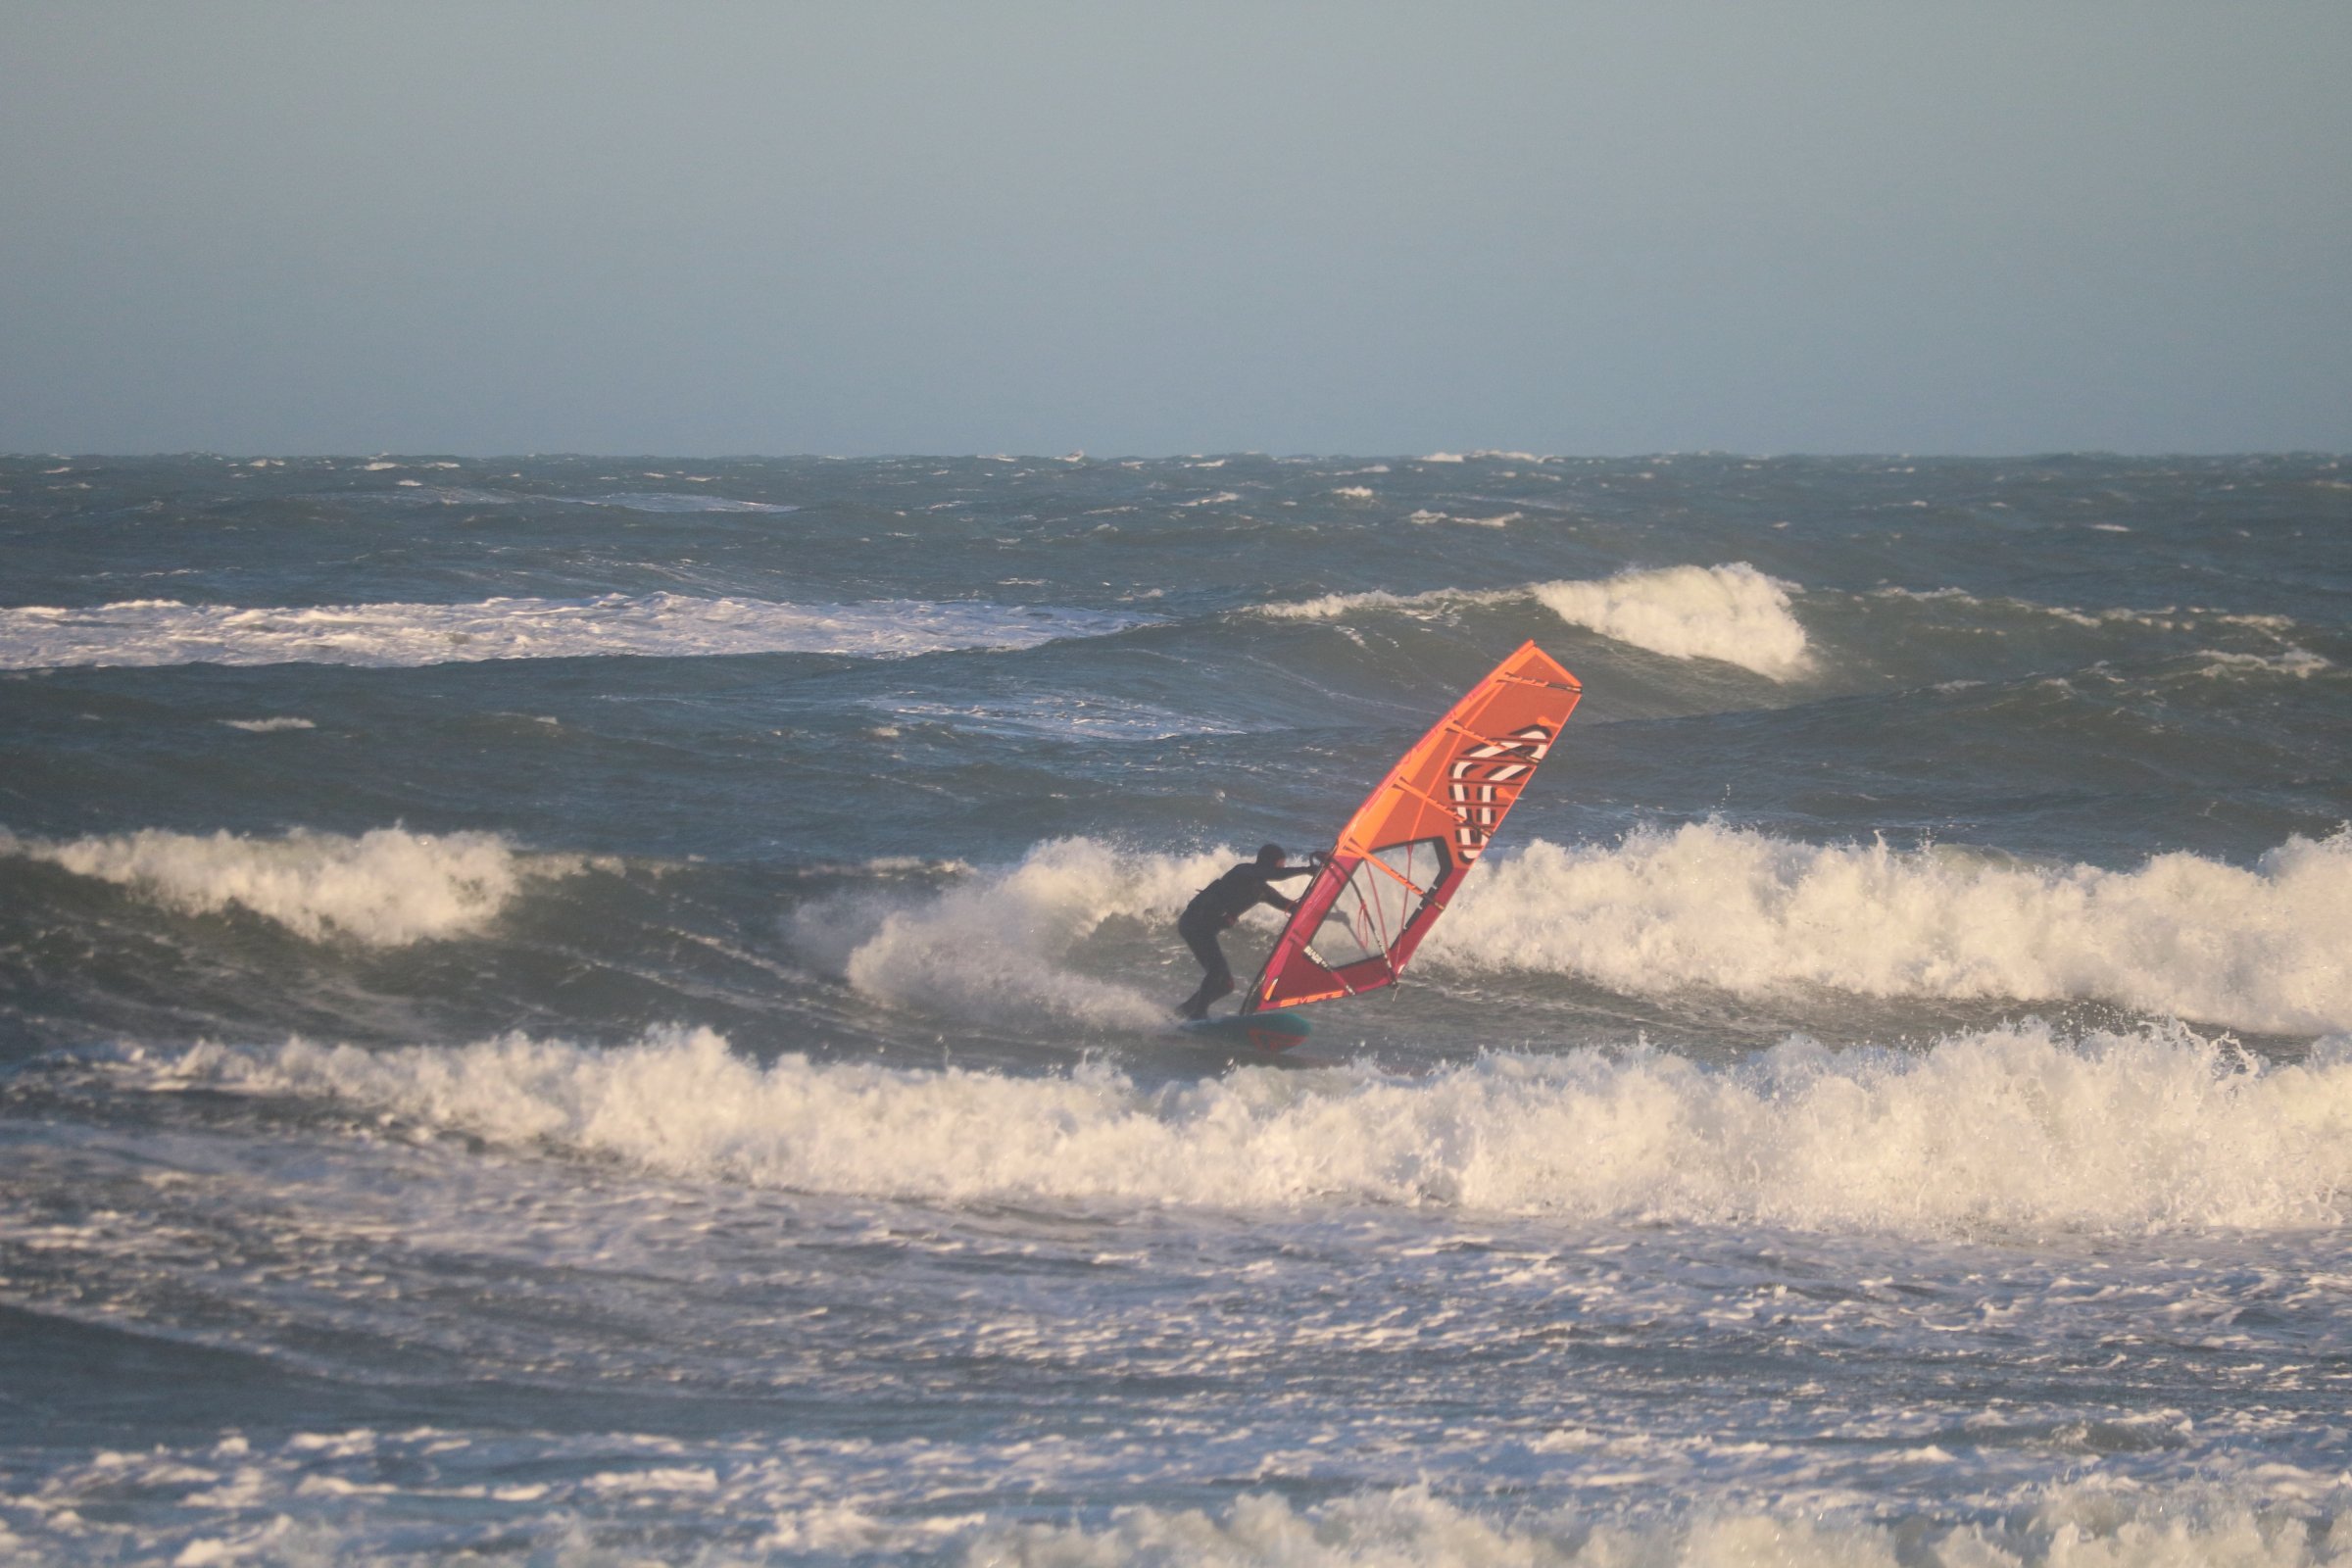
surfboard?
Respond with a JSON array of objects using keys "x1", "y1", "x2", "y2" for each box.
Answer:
[{"x1": 1178, "y1": 1009, "x2": 1312, "y2": 1053}]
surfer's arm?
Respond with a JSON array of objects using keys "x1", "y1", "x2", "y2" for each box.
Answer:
[{"x1": 1259, "y1": 854, "x2": 1325, "y2": 908}]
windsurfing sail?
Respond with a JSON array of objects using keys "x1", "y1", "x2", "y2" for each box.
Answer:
[{"x1": 1241, "y1": 641, "x2": 1581, "y2": 1014}]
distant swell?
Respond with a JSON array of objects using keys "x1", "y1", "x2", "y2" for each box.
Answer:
[
  {"x1": 168, "y1": 1022, "x2": 2352, "y2": 1234},
  {"x1": 0, "y1": 593, "x2": 1152, "y2": 669},
  {"x1": 5, "y1": 825, "x2": 591, "y2": 946}
]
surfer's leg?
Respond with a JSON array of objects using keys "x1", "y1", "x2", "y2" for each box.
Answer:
[
  {"x1": 1177, "y1": 955, "x2": 1231, "y2": 1018},
  {"x1": 1176, "y1": 917, "x2": 1233, "y2": 1019}
]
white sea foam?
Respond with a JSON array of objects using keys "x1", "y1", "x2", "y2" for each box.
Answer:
[
  {"x1": 218, "y1": 716, "x2": 315, "y2": 732},
  {"x1": 1408, "y1": 509, "x2": 1519, "y2": 527},
  {"x1": 168, "y1": 1019, "x2": 2352, "y2": 1233},
  {"x1": 973, "y1": 1486, "x2": 2352, "y2": 1568},
  {"x1": 1261, "y1": 587, "x2": 1442, "y2": 620},
  {"x1": 1869, "y1": 586, "x2": 2310, "y2": 640},
  {"x1": 793, "y1": 839, "x2": 1229, "y2": 1029},
  {"x1": 871, "y1": 694, "x2": 1246, "y2": 743},
  {"x1": 6, "y1": 1437, "x2": 2345, "y2": 1568},
  {"x1": 1531, "y1": 563, "x2": 1809, "y2": 678},
  {"x1": 347, "y1": 483, "x2": 520, "y2": 506},
  {"x1": 1436, "y1": 823, "x2": 2352, "y2": 1034},
  {"x1": 571, "y1": 491, "x2": 796, "y2": 514},
  {"x1": 319, "y1": 482, "x2": 785, "y2": 511},
  {"x1": 5, "y1": 826, "x2": 592, "y2": 946},
  {"x1": 1331, "y1": 486, "x2": 1377, "y2": 500},
  {"x1": 1262, "y1": 564, "x2": 1811, "y2": 680},
  {"x1": 0, "y1": 593, "x2": 1152, "y2": 669},
  {"x1": 2191, "y1": 648, "x2": 2332, "y2": 680}
]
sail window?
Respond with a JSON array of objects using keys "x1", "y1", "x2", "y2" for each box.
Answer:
[{"x1": 1309, "y1": 838, "x2": 1447, "y2": 968}]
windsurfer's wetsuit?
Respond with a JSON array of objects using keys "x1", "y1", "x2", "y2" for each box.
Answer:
[{"x1": 1175, "y1": 858, "x2": 1317, "y2": 1020}]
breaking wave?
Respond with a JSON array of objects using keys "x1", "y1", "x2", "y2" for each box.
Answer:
[
  {"x1": 1262, "y1": 564, "x2": 1810, "y2": 680},
  {"x1": 164, "y1": 1020, "x2": 2352, "y2": 1233},
  {"x1": 0, "y1": 593, "x2": 1152, "y2": 669},
  {"x1": 4, "y1": 825, "x2": 594, "y2": 946},
  {"x1": 1531, "y1": 563, "x2": 1809, "y2": 678},
  {"x1": 1436, "y1": 823, "x2": 2352, "y2": 1035},
  {"x1": 789, "y1": 827, "x2": 2350, "y2": 1036}
]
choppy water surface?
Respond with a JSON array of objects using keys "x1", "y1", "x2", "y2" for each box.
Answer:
[{"x1": 3, "y1": 452, "x2": 2349, "y2": 1565}]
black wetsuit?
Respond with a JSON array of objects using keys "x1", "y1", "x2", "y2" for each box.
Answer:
[{"x1": 1176, "y1": 861, "x2": 1311, "y2": 1019}]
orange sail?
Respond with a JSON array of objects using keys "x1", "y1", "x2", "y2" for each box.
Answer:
[{"x1": 1243, "y1": 641, "x2": 1581, "y2": 1014}]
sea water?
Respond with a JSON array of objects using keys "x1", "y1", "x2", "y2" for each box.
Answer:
[{"x1": 1, "y1": 451, "x2": 2348, "y2": 1565}]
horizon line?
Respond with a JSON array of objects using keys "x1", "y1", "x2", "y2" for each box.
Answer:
[{"x1": 8, "y1": 448, "x2": 2349, "y2": 465}]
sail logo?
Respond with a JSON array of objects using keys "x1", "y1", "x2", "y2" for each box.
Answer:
[{"x1": 1447, "y1": 724, "x2": 1552, "y2": 858}]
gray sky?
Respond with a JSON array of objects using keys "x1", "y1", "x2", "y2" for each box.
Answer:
[{"x1": 4, "y1": 2, "x2": 2347, "y2": 457}]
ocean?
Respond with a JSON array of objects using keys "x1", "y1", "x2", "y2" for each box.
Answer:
[{"x1": 2, "y1": 450, "x2": 2348, "y2": 1565}]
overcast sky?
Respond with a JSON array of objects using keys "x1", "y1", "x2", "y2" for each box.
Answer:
[{"x1": 3, "y1": 2, "x2": 2347, "y2": 457}]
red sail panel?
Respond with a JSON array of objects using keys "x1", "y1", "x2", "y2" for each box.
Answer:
[{"x1": 1244, "y1": 641, "x2": 1581, "y2": 1013}]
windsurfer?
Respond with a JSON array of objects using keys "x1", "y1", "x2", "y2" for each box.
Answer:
[{"x1": 1174, "y1": 844, "x2": 1324, "y2": 1020}]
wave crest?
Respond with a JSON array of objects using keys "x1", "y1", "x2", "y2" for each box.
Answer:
[
  {"x1": 1532, "y1": 563, "x2": 1808, "y2": 679},
  {"x1": 1437, "y1": 823, "x2": 2352, "y2": 1034},
  {"x1": 1260, "y1": 563, "x2": 1810, "y2": 680},
  {"x1": 7, "y1": 825, "x2": 589, "y2": 946}
]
